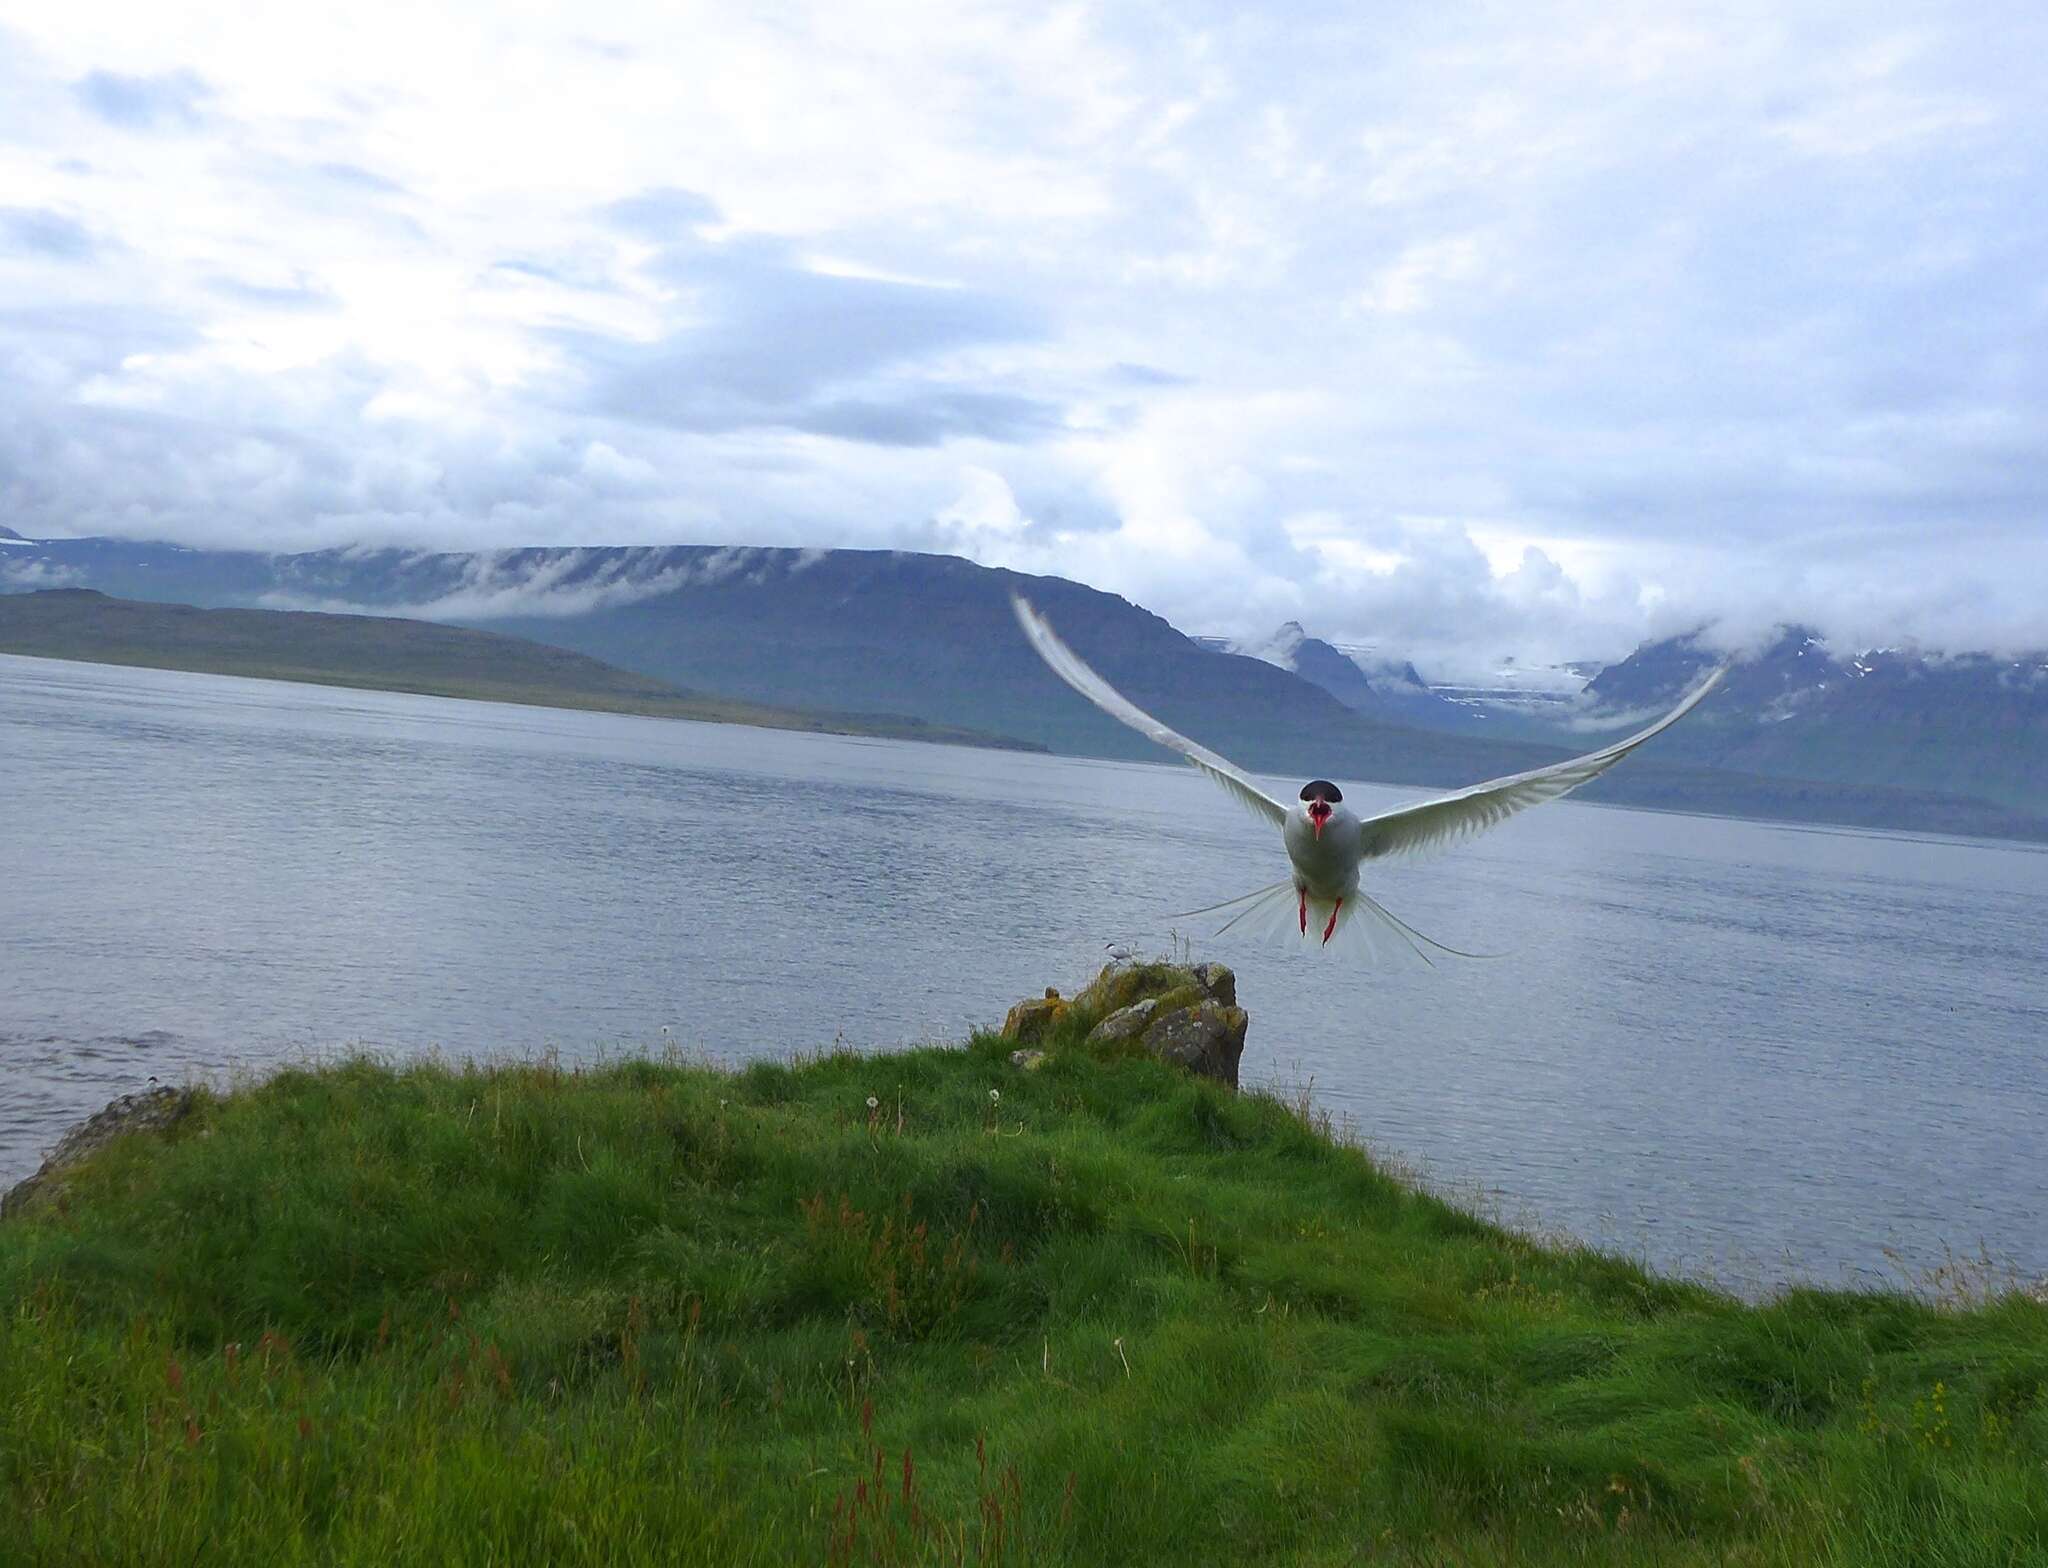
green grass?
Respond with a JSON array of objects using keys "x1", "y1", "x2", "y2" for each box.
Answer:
[{"x1": 5, "y1": 1010, "x2": 2046, "y2": 1565}]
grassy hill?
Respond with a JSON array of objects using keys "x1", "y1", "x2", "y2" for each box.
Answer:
[
  {"x1": 4, "y1": 993, "x2": 2044, "y2": 1564},
  {"x1": 0, "y1": 589, "x2": 1042, "y2": 752}
]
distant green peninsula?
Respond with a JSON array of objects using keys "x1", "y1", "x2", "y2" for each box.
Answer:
[{"x1": 0, "y1": 589, "x2": 1045, "y2": 753}]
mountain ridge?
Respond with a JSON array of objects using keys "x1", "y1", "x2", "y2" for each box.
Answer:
[
  {"x1": 1204, "y1": 621, "x2": 1484, "y2": 732},
  {"x1": 1577, "y1": 627, "x2": 2048, "y2": 813},
  {"x1": 7, "y1": 534, "x2": 2046, "y2": 840}
]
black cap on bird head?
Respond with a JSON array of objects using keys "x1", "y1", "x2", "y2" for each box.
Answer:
[{"x1": 1300, "y1": 779, "x2": 1341, "y2": 839}]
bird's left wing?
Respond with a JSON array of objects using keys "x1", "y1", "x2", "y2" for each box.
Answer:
[
  {"x1": 1011, "y1": 595, "x2": 1289, "y2": 830},
  {"x1": 1356, "y1": 666, "x2": 1727, "y2": 863}
]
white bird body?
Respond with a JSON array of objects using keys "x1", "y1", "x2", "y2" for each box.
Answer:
[
  {"x1": 1012, "y1": 595, "x2": 1726, "y2": 966},
  {"x1": 1282, "y1": 798, "x2": 1362, "y2": 903}
]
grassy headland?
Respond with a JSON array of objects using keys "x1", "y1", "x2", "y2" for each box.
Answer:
[
  {"x1": 0, "y1": 589, "x2": 1043, "y2": 752},
  {"x1": 4, "y1": 997, "x2": 2046, "y2": 1565}
]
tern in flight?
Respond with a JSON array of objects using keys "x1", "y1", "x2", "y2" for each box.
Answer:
[{"x1": 1012, "y1": 596, "x2": 1725, "y2": 967}]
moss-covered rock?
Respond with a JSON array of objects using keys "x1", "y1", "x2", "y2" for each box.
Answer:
[
  {"x1": 1075, "y1": 960, "x2": 1237, "y2": 1016},
  {"x1": 1000, "y1": 991, "x2": 1068, "y2": 1044},
  {"x1": 1018, "y1": 960, "x2": 1248, "y2": 1084},
  {"x1": 1142, "y1": 1001, "x2": 1249, "y2": 1089},
  {"x1": 1086, "y1": 998, "x2": 1159, "y2": 1046},
  {"x1": 1074, "y1": 961, "x2": 1194, "y2": 1016},
  {"x1": 1149, "y1": 983, "x2": 1207, "y2": 1017}
]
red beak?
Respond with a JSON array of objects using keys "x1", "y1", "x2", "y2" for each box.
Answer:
[{"x1": 1309, "y1": 802, "x2": 1330, "y2": 839}]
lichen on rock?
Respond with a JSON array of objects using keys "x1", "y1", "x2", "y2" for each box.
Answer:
[
  {"x1": 1086, "y1": 997, "x2": 1159, "y2": 1046},
  {"x1": 1141, "y1": 1001, "x2": 1249, "y2": 1089},
  {"x1": 1000, "y1": 994, "x2": 1067, "y2": 1044},
  {"x1": 1075, "y1": 959, "x2": 1235, "y2": 1017},
  {"x1": 1004, "y1": 957, "x2": 1247, "y2": 1090},
  {"x1": 1189, "y1": 962, "x2": 1236, "y2": 1009}
]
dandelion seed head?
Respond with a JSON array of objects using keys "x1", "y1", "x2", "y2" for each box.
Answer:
[{"x1": 866, "y1": 1095, "x2": 879, "y2": 1109}]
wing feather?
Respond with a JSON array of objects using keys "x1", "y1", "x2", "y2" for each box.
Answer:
[
  {"x1": 1011, "y1": 595, "x2": 1289, "y2": 830},
  {"x1": 1357, "y1": 667, "x2": 1727, "y2": 863}
]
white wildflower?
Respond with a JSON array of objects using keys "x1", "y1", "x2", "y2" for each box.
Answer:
[
  {"x1": 989, "y1": 1089, "x2": 1001, "y2": 1104},
  {"x1": 866, "y1": 1095, "x2": 879, "y2": 1110}
]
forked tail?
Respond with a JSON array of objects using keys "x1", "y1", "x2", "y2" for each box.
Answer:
[{"x1": 1172, "y1": 882, "x2": 1502, "y2": 969}]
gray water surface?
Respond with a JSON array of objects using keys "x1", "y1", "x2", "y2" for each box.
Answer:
[{"x1": 4, "y1": 652, "x2": 2044, "y2": 1294}]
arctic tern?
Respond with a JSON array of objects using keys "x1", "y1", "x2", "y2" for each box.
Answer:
[{"x1": 1012, "y1": 596, "x2": 1726, "y2": 967}]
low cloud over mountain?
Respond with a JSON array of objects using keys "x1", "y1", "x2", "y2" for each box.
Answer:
[{"x1": 5, "y1": 3, "x2": 2047, "y2": 667}]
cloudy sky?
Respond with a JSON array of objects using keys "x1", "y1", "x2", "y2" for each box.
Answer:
[{"x1": 3, "y1": 0, "x2": 2044, "y2": 672}]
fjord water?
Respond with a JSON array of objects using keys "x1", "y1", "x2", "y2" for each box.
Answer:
[{"x1": 4, "y1": 653, "x2": 2044, "y2": 1293}]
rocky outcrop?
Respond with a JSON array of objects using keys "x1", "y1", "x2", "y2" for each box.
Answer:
[
  {"x1": 1, "y1": 1085, "x2": 194, "y2": 1220},
  {"x1": 1086, "y1": 998, "x2": 1159, "y2": 1045},
  {"x1": 1075, "y1": 962, "x2": 1178, "y2": 1016},
  {"x1": 1076, "y1": 960, "x2": 1235, "y2": 1015},
  {"x1": 1000, "y1": 988, "x2": 1068, "y2": 1045},
  {"x1": 1189, "y1": 963, "x2": 1235, "y2": 1009},
  {"x1": 1007, "y1": 959, "x2": 1247, "y2": 1089},
  {"x1": 1141, "y1": 1000, "x2": 1249, "y2": 1088}
]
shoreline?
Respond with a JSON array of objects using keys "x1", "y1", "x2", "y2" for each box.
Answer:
[{"x1": 8, "y1": 645, "x2": 2044, "y2": 847}]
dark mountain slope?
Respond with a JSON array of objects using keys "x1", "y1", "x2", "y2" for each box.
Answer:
[
  {"x1": 2, "y1": 537, "x2": 1570, "y2": 782},
  {"x1": 8, "y1": 536, "x2": 2047, "y2": 838},
  {"x1": 0, "y1": 589, "x2": 1041, "y2": 749}
]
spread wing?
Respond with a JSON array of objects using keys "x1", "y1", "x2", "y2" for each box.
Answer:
[
  {"x1": 1357, "y1": 667, "x2": 1728, "y2": 864},
  {"x1": 1011, "y1": 595, "x2": 1289, "y2": 830}
]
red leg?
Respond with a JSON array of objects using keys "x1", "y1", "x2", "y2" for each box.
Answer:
[
  {"x1": 1322, "y1": 898, "x2": 1343, "y2": 946},
  {"x1": 1298, "y1": 888, "x2": 1307, "y2": 936}
]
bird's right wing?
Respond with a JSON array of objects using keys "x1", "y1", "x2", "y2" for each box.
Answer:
[
  {"x1": 1355, "y1": 666, "x2": 1727, "y2": 863},
  {"x1": 1011, "y1": 595, "x2": 1289, "y2": 830}
]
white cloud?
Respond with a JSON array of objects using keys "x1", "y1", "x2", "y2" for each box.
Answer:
[
  {"x1": 3, "y1": 0, "x2": 2047, "y2": 661},
  {"x1": 579, "y1": 440, "x2": 659, "y2": 490},
  {"x1": 935, "y1": 466, "x2": 1030, "y2": 545},
  {"x1": 1353, "y1": 234, "x2": 1487, "y2": 317}
]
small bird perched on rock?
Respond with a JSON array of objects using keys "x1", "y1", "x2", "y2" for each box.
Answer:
[{"x1": 1013, "y1": 595, "x2": 1724, "y2": 967}]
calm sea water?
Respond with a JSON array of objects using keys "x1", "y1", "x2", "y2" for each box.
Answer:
[{"x1": 4, "y1": 652, "x2": 2045, "y2": 1294}]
